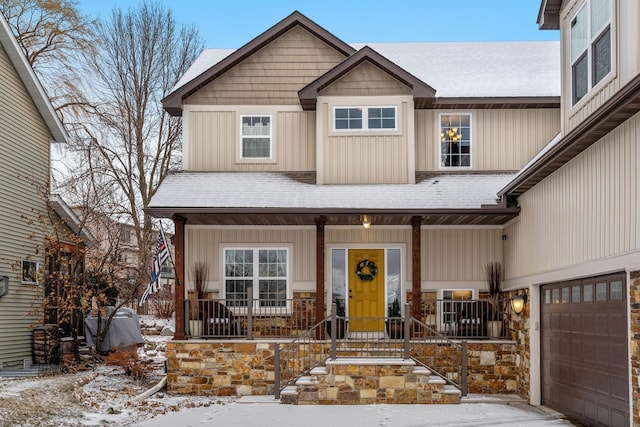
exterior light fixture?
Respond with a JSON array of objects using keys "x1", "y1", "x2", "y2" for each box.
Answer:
[
  {"x1": 362, "y1": 215, "x2": 371, "y2": 229},
  {"x1": 510, "y1": 293, "x2": 527, "y2": 315}
]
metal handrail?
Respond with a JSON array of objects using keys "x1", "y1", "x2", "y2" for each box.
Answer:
[{"x1": 409, "y1": 315, "x2": 467, "y2": 395}]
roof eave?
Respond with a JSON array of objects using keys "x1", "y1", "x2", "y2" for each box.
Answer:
[
  {"x1": 500, "y1": 72, "x2": 640, "y2": 197},
  {"x1": 50, "y1": 195, "x2": 97, "y2": 247},
  {"x1": 162, "y1": 11, "x2": 356, "y2": 117},
  {"x1": 537, "y1": 0, "x2": 562, "y2": 30},
  {"x1": 434, "y1": 96, "x2": 560, "y2": 109}
]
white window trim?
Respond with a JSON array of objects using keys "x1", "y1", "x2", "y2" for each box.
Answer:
[
  {"x1": 21, "y1": 258, "x2": 38, "y2": 284},
  {"x1": 332, "y1": 106, "x2": 398, "y2": 132},
  {"x1": 569, "y1": 0, "x2": 613, "y2": 107},
  {"x1": 221, "y1": 245, "x2": 292, "y2": 314},
  {"x1": 437, "y1": 112, "x2": 473, "y2": 170},
  {"x1": 327, "y1": 246, "x2": 405, "y2": 317},
  {"x1": 238, "y1": 114, "x2": 274, "y2": 163}
]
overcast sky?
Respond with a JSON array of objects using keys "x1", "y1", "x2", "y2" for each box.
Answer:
[{"x1": 78, "y1": 0, "x2": 559, "y2": 48}]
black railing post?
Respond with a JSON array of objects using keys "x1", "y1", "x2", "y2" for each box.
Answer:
[
  {"x1": 247, "y1": 286, "x2": 253, "y2": 340},
  {"x1": 461, "y1": 340, "x2": 468, "y2": 396},
  {"x1": 330, "y1": 302, "x2": 337, "y2": 360},
  {"x1": 274, "y1": 343, "x2": 280, "y2": 400},
  {"x1": 184, "y1": 299, "x2": 190, "y2": 336},
  {"x1": 404, "y1": 303, "x2": 410, "y2": 359}
]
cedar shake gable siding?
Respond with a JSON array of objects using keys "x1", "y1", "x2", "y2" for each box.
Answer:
[
  {"x1": 299, "y1": 46, "x2": 435, "y2": 110},
  {"x1": 163, "y1": 11, "x2": 355, "y2": 115}
]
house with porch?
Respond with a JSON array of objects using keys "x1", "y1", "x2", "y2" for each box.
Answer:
[{"x1": 149, "y1": 1, "x2": 639, "y2": 424}]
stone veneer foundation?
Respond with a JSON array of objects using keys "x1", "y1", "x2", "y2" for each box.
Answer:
[{"x1": 166, "y1": 340, "x2": 520, "y2": 398}]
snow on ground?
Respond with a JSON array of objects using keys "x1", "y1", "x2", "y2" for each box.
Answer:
[{"x1": 0, "y1": 315, "x2": 576, "y2": 426}]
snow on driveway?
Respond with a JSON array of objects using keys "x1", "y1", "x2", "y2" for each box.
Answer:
[{"x1": 137, "y1": 400, "x2": 574, "y2": 427}]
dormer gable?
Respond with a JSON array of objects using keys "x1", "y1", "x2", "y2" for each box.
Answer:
[
  {"x1": 163, "y1": 11, "x2": 355, "y2": 115},
  {"x1": 299, "y1": 46, "x2": 435, "y2": 111}
]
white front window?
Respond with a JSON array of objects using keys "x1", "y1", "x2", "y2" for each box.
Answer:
[
  {"x1": 224, "y1": 248, "x2": 288, "y2": 307},
  {"x1": 334, "y1": 106, "x2": 397, "y2": 131},
  {"x1": 570, "y1": 0, "x2": 611, "y2": 105},
  {"x1": 240, "y1": 115, "x2": 272, "y2": 158},
  {"x1": 440, "y1": 113, "x2": 471, "y2": 168},
  {"x1": 440, "y1": 289, "x2": 475, "y2": 332}
]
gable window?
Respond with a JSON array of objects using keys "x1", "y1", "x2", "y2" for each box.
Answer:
[
  {"x1": 240, "y1": 115, "x2": 272, "y2": 158},
  {"x1": 334, "y1": 107, "x2": 396, "y2": 131},
  {"x1": 440, "y1": 113, "x2": 471, "y2": 168},
  {"x1": 570, "y1": 0, "x2": 611, "y2": 105},
  {"x1": 224, "y1": 248, "x2": 288, "y2": 308}
]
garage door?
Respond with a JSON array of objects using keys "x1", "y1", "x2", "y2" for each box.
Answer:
[{"x1": 541, "y1": 273, "x2": 628, "y2": 426}]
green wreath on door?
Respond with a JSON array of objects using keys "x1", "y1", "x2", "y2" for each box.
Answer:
[{"x1": 355, "y1": 259, "x2": 378, "y2": 281}]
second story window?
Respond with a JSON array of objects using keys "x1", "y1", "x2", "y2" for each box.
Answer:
[
  {"x1": 334, "y1": 107, "x2": 396, "y2": 131},
  {"x1": 440, "y1": 113, "x2": 471, "y2": 168},
  {"x1": 121, "y1": 228, "x2": 131, "y2": 243},
  {"x1": 241, "y1": 115, "x2": 272, "y2": 159},
  {"x1": 571, "y1": 0, "x2": 611, "y2": 105}
]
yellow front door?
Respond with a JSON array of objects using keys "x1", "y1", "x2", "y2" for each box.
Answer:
[{"x1": 348, "y1": 249, "x2": 385, "y2": 332}]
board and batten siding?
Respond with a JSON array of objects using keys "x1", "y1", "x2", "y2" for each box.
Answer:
[
  {"x1": 185, "y1": 227, "x2": 502, "y2": 294},
  {"x1": 184, "y1": 25, "x2": 346, "y2": 106},
  {"x1": 318, "y1": 96, "x2": 413, "y2": 184},
  {"x1": 185, "y1": 110, "x2": 315, "y2": 171},
  {"x1": 415, "y1": 109, "x2": 560, "y2": 171},
  {"x1": 503, "y1": 111, "x2": 640, "y2": 279},
  {"x1": 186, "y1": 227, "x2": 317, "y2": 293},
  {"x1": 0, "y1": 43, "x2": 52, "y2": 366},
  {"x1": 560, "y1": 0, "x2": 640, "y2": 133}
]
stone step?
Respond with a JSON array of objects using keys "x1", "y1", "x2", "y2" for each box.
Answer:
[
  {"x1": 295, "y1": 376, "x2": 316, "y2": 386},
  {"x1": 413, "y1": 366, "x2": 431, "y2": 375},
  {"x1": 443, "y1": 385, "x2": 462, "y2": 396},
  {"x1": 280, "y1": 386, "x2": 298, "y2": 396},
  {"x1": 309, "y1": 367, "x2": 328, "y2": 375},
  {"x1": 428, "y1": 376, "x2": 446, "y2": 385}
]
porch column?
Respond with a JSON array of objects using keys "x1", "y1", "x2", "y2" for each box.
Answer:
[
  {"x1": 411, "y1": 216, "x2": 422, "y2": 321},
  {"x1": 173, "y1": 215, "x2": 186, "y2": 340},
  {"x1": 315, "y1": 216, "x2": 327, "y2": 339}
]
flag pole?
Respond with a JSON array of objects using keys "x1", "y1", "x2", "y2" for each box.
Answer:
[{"x1": 157, "y1": 220, "x2": 181, "y2": 287}]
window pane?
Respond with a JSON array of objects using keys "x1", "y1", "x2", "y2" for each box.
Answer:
[
  {"x1": 331, "y1": 249, "x2": 346, "y2": 315},
  {"x1": 552, "y1": 288, "x2": 560, "y2": 304},
  {"x1": 610, "y1": 280, "x2": 623, "y2": 300},
  {"x1": 573, "y1": 53, "x2": 588, "y2": 104},
  {"x1": 225, "y1": 279, "x2": 251, "y2": 306},
  {"x1": 242, "y1": 116, "x2": 271, "y2": 136},
  {"x1": 572, "y1": 286, "x2": 581, "y2": 302},
  {"x1": 259, "y1": 280, "x2": 286, "y2": 307},
  {"x1": 386, "y1": 249, "x2": 401, "y2": 317},
  {"x1": 242, "y1": 137, "x2": 270, "y2": 158},
  {"x1": 561, "y1": 287, "x2": 570, "y2": 303},
  {"x1": 592, "y1": 26, "x2": 611, "y2": 85},
  {"x1": 544, "y1": 289, "x2": 551, "y2": 304},
  {"x1": 591, "y1": 0, "x2": 611, "y2": 37},
  {"x1": 583, "y1": 284, "x2": 593, "y2": 301},
  {"x1": 596, "y1": 282, "x2": 607, "y2": 301},
  {"x1": 571, "y1": 6, "x2": 588, "y2": 61}
]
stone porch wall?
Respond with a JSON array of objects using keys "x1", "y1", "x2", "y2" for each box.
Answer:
[
  {"x1": 166, "y1": 340, "x2": 519, "y2": 397},
  {"x1": 630, "y1": 270, "x2": 640, "y2": 426}
]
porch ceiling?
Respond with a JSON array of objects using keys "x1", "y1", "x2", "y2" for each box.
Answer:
[{"x1": 156, "y1": 209, "x2": 519, "y2": 226}]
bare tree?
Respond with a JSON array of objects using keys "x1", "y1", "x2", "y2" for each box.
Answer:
[
  {"x1": 0, "y1": 0, "x2": 97, "y2": 122},
  {"x1": 83, "y1": 1, "x2": 202, "y2": 296}
]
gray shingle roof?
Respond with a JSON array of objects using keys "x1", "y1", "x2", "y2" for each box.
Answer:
[{"x1": 148, "y1": 172, "x2": 515, "y2": 211}]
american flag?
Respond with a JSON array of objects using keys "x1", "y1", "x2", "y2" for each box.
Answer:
[{"x1": 139, "y1": 228, "x2": 170, "y2": 305}]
